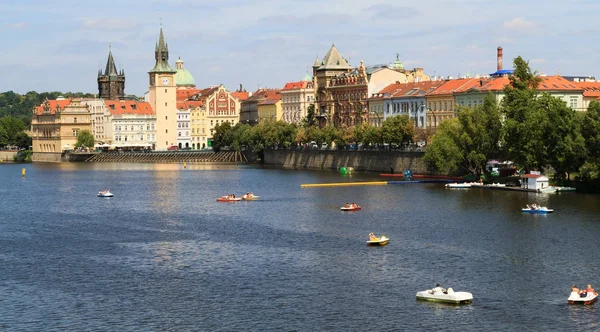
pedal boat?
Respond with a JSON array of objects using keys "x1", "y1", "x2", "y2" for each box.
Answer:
[
  {"x1": 340, "y1": 205, "x2": 361, "y2": 211},
  {"x1": 242, "y1": 194, "x2": 259, "y2": 200},
  {"x1": 366, "y1": 235, "x2": 389, "y2": 246},
  {"x1": 521, "y1": 206, "x2": 554, "y2": 214},
  {"x1": 568, "y1": 291, "x2": 598, "y2": 305},
  {"x1": 97, "y1": 191, "x2": 113, "y2": 198},
  {"x1": 416, "y1": 288, "x2": 473, "y2": 304},
  {"x1": 216, "y1": 196, "x2": 242, "y2": 202},
  {"x1": 445, "y1": 182, "x2": 473, "y2": 188}
]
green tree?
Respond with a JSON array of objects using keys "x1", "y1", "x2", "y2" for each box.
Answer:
[
  {"x1": 581, "y1": 100, "x2": 600, "y2": 162},
  {"x1": 423, "y1": 119, "x2": 463, "y2": 173},
  {"x1": 211, "y1": 122, "x2": 233, "y2": 152},
  {"x1": 381, "y1": 114, "x2": 415, "y2": 148},
  {"x1": 302, "y1": 104, "x2": 316, "y2": 127},
  {"x1": 501, "y1": 56, "x2": 544, "y2": 171},
  {"x1": 0, "y1": 115, "x2": 27, "y2": 147},
  {"x1": 75, "y1": 129, "x2": 95, "y2": 149}
]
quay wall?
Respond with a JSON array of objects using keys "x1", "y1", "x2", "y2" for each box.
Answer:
[
  {"x1": 32, "y1": 152, "x2": 62, "y2": 163},
  {"x1": 0, "y1": 151, "x2": 18, "y2": 162},
  {"x1": 263, "y1": 149, "x2": 429, "y2": 174}
]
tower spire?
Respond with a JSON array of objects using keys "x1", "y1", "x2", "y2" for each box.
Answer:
[{"x1": 104, "y1": 45, "x2": 118, "y2": 76}]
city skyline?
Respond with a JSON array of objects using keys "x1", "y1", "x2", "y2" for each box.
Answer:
[{"x1": 2, "y1": 0, "x2": 599, "y2": 95}]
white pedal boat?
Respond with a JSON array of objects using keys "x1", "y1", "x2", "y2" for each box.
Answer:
[
  {"x1": 521, "y1": 206, "x2": 554, "y2": 214},
  {"x1": 568, "y1": 291, "x2": 598, "y2": 305},
  {"x1": 445, "y1": 182, "x2": 473, "y2": 188},
  {"x1": 416, "y1": 288, "x2": 473, "y2": 304},
  {"x1": 97, "y1": 191, "x2": 113, "y2": 197}
]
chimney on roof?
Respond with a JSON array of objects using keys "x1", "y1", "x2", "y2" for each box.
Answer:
[{"x1": 497, "y1": 46, "x2": 503, "y2": 71}]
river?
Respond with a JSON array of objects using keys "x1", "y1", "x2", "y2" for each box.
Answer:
[{"x1": 0, "y1": 163, "x2": 599, "y2": 331}]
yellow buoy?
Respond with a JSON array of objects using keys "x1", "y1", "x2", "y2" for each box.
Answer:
[
  {"x1": 183, "y1": 162, "x2": 187, "y2": 169},
  {"x1": 21, "y1": 168, "x2": 26, "y2": 178}
]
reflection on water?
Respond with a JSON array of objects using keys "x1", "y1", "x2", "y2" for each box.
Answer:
[{"x1": 1, "y1": 163, "x2": 599, "y2": 330}]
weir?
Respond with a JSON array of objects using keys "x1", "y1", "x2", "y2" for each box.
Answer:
[{"x1": 85, "y1": 151, "x2": 246, "y2": 163}]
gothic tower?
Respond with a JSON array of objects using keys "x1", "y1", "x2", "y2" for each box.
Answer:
[
  {"x1": 148, "y1": 26, "x2": 177, "y2": 150},
  {"x1": 97, "y1": 47, "x2": 125, "y2": 99}
]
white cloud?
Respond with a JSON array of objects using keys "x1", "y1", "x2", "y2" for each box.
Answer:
[{"x1": 503, "y1": 17, "x2": 536, "y2": 31}]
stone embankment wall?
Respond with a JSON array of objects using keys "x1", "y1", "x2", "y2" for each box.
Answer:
[
  {"x1": 263, "y1": 149, "x2": 428, "y2": 174},
  {"x1": 0, "y1": 151, "x2": 18, "y2": 162},
  {"x1": 32, "y1": 152, "x2": 62, "y2": 163}
]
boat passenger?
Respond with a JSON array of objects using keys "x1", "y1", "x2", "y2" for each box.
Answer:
[
  {"x1": 571, "y1": 285, "x2": 579, "y2": 293},
  {"x1": 531, "y1": 204, "x2": 538, "y2": 210},
  {"x1": 433, "y1": 284, "x2": 446, "y2": 294},
  {"x1": 369, "y1": 232, "x2": 377, "y2": 241},
  {"x1": 351, "y1": 203, "x2": 356, "y2": 208},
  {"x1": 587, "y1": 284, "x2": 596, "y2": 295},
  {"x1": 345, "y1": 203, "x2": 350, "y2": 208}
]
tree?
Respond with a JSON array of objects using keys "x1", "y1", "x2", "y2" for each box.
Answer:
[
  {"x1": 302, "y1": 104, "x2": 316, "y2": 128},
  {"x1": 381, "y1": 114, "x2": 415, "y2": 148},
  {"x1": 423, "y1": 119, "x2": 463, "y2": 173},
  {"x1": 211, "y1": 122, "x2": 233, "y2": 152},
  {"x1": 501, "y1": 56, "x2": 544, "y2": 172},
  {"x1": 75, "y1": 129, "x2": 94, "y2": 149},
  {"x1": 0, "y1": 115, "x2": 27, "y2": 147}
]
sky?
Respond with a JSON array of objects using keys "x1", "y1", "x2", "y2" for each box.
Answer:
[{"x1": 1, "y1": 0, "x2": 599, "y2": 96}]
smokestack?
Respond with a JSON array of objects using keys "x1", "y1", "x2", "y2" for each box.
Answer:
[{"x1": 497, "y1": 46, "x2": 503, "y2": 71}]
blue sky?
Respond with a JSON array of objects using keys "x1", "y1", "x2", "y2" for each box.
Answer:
[{"x1": 1, "y1": 0, "x2": 599, "y2": 96}]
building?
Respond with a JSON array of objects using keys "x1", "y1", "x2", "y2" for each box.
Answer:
[
  {"x1": 82, "y1": 99, "x2": 111, "y2": 143},
  {"x1": 30, "y1": 98, "x2": 92, "y2": 162},
  {"x1": 454, "y1": 75, "x2": 584, "y2": 111},
  {"x1": 425, "y1": 78, "x2": 478, "y2": 128},
  {"x1": 147, "y1": 27, "x2": 178, "y2": 150},
  {"x1": 382, "y1": 81, "x2": 445, "y2": 128},
  {"x1": 176, "y1": 106, "x2": 191, "y2": 149},
  {"x1": 187, "y1": 100, "x2": 207, "y2": 149},
  {"x1": 97, "y1": 47, "x2": 125, "y2": 100},
  {"x1": 313, "y1": 45, "x2": 412, "y2": 128},
  {"x1": 106, "y1": 100, "x2": 156, "y2": 149},
  {"x1": 257, "y1": 90, "x2": 282, "y2": 122},
  {"x1": 281, "y1": 74, "x2": 314, "y2": 124},
  {"x1": 240, "y1": 88, "x2": 281, "y2": 125},
  {"x1": 576, "y1": 81, "x2": 600, "y2": 111}
]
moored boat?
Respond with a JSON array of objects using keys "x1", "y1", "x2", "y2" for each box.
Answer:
[
  {"x1": 568, "y1": 291, "x2": 598, "y2": 305},
  {"x1": 367, "y1": 233, "x2": 389, "y2": 246},
  {"x1": 217, "y1": 196, "x2": 242, "y2": 202},
  {"x1": 97, "y1": 190, "x2": 113, "y2": 197},
  {"x1": 445, "y1": 182, "x2": 474, "y2": 188},
  {"x1": 416, "y1": 288, "x2": 473, "y2": 304}
]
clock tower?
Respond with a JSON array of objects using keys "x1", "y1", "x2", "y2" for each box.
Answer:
[{"x1": 148, "y1": 26, "x2": 177, "y2": 150}]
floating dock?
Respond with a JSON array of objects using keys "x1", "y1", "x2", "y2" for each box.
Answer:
[{"x1": 301, "y1": 179, "x2": 452, "y2": 188}]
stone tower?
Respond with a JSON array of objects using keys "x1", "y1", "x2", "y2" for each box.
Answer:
[
  {"x1": 148, "y1": 26, "x2": 177, "y2": 150},
  {"x1": 97, "y1": 47, "x2": 125, "y2": 99}
]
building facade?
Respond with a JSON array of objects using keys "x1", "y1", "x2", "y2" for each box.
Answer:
[
  {"x1": 382, "y1": 81, "x2": 445, "y2": 128},
  {"x1": 105, "y1": 100, "x2": 155, "y2": 149},
  {"x1": 281, "y1": 76, "x2": 314, "y2": 124},
  {"x1": 31, "y1": 98, "x2": 92, "y2": 162},
  {"x1": 241, "y1": 88, "x2": 280, "y2": 125},
  {"x1": 176, "y1": 106, "x2": 191, "y2": 149},
  {"x1": 424, "y1": 78, "x2": 477, "y2": 128},
  {"x1": 97, "y1": 48, "x2": 125, "y2": 100}
]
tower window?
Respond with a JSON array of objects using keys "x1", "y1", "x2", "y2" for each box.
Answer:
[
  {"x1": 165, "y1": 89, "x2": 167, "y2": 93},
  {"x1": 165, "y1": 116, "x2": 168, "y2": 120},
  {"x1": 165, "y1": 102, "x2": 167, "y2": 107}
]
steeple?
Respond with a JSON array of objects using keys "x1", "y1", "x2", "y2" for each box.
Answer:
[
  {"x1": 104, "y1": 46, "x2": 119, "y2": 76},
  {"x1": 150, "y1": 25, "x2": 176, "y2": 73}
]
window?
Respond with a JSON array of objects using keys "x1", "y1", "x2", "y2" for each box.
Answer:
[
  {"x1": 165, "y1": 89, "x2": 167, "y2": 93},
  {"x1": 74, "y1": 117, "x2": 77, "y2": 123},
  {"x1": 165, "y1": 102, "x2": 167, "y2": 106},
  {"x1": 570, "y1": 97, "x2": 578, "y2": 109},
  {"x1": 165, "y1": 116, "x2": 168, "y2": 120}
]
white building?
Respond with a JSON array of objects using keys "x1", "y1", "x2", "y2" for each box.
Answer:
[
  {"x1": 176, "y1": 106, "x2": 191, "y2": 149},
  {"x1": 105, "y1": 100, "x2": 156, "y2": 149}
]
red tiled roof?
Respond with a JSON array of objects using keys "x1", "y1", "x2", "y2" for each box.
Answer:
[
  {"x1": 388, "y1": 81, "x2": 446, "y2": 98},
  {"x1": 283, "y1": 81, "x2": 309, "y2": 90},
  {"x1": 232, "y1": 91, "x2": 249, "y2": 101},
  {"x1": 258, "y1": 99, "x2": 281, "y2": 106},
  {"x1": 177, "y1": 88, "x2": 202, "y2": 101},
  {"x1": 427, "y1": 78, "x2": 479, "y2": 96},
  {"x1": 456, "y1": 76, "x2": 584, "y2": 93},
  {"x1": 247, "y1": 88, "x2": 281, "y2": 101},
  {"x1": 176, "y1": 100, "x2": 204, "y2": 110},
  {"x1": 105, "y1": 100, "x2": 154, "y2": 115},
  {"x1": 35, "y1": 99, "x2": 71, "y2": 115},
  {"x1": 577, "y1": 81, "x2": 600, "y2": 97}
]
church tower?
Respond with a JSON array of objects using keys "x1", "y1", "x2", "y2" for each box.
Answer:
[
  {"x1": 148, "y1": 26, "x2": 177, "y2": 150},
  {"x1": 97, "y1": 46, "x2": 125, "y2": 99}
]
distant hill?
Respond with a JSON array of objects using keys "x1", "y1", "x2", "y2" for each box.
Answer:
[{"x1": 0, "y1": 91, "x2": 96, "y2": 125}]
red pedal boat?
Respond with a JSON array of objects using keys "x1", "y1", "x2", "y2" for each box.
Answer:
[
  {"x1": 217, "y1": 196, "x2": 242, "y2": 202},
  {"x1": 340, "y1": 204, "x2": 361, "y2": 211}
]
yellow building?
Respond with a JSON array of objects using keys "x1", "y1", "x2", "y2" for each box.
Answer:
[
  {"x1": 257, "y1": 97, "x2": 282, "y2": 122},
  {"x1": 31, "y1": 98, "x2": 92, "y2": 162},
  {"x1": 185, "y1": 101, "x2": 207, "y2": 149},
  {"x1": 424, "y1": 78, "x2": 477, "y2": 129}
]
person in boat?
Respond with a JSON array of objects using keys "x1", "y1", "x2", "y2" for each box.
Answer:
[
  {"x1": 432, "y1": 283, "x2": 447, "y2": 294},
  {"x1": 531, "y1": 204, "x2": 538, "y2": 210},
  {"x1": 586, "y1": 284, "x2": 596, "y2": 295},
  {"x1": 369, "y1": 232, "x2": 377, "y2": 241},
  {"x1": 351, "y1": 203, "x2": 356, "y2": 208},
  {"x1": 572, "y1": 285, "x2": 580, "y2": 293},
  {"x1": 345, "y1": 203, "x2": 350, "y2": 208}
]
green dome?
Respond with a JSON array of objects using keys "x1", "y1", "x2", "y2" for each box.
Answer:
[
  {"x1": 391, "y1": 53, "x2": 404, "y2": 70},
  {"x1": 175, "y1": 58, "x2": 195, "y2": 87},
  {"x1": 302, "y1": 72, "x2": 312, "y2": 82}
]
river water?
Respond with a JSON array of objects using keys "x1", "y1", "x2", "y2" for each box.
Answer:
[{"x1": 0, "y1": 163, "x2": 599, "y2": 331}]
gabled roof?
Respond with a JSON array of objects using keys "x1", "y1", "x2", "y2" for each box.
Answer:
[
  {"x1": 318, "y1": 44, "x2": 351, "y2": 70},
  {"x1": 188, "y1": 87, "x2": 219, "y2": 101},
  {"x1": 34, "y1": 99, "x2": 71, "y2": 115},
  {"x1": 105, "y1": 100, "x2": 154, "y2": 115},
  {"x1": 247, "y1": 88, "x2": 281, "y2": 101},
  {"x1": 176, "y1": 100, "x2": 204, "y2": 110},
  {"x1": 577, "y1": 81, "x2": 600, "y2": 98},
  {"x1": 177, "y1": 88, "x2": 202, "y2": 101},
  {"x1": 455, "y1": 75, "x2": 583, "y2": 94},
  {"x1": 386, "y1": 81, "x2": 445, "y2": 98}
]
